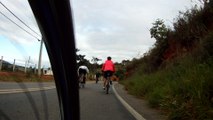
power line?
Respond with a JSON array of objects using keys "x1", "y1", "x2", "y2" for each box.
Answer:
[
  {"x1": 0, "y1": 1, "x2": 41, "y2": 37},
  {"x1": 0, "y1": 11, "x2": 40, "y2": 40}
]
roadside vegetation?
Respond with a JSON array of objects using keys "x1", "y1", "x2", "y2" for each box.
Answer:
[
  {"x1": 0, "y1": 71, "x2": 54, "y2": 82},
  {"x1": 121, "y1": 1, "x2": 213, "y2": 119}
]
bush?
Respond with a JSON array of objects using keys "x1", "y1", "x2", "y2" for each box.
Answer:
[{"x1": 122, "y1": 3, "x2": 213, "y2": 119}]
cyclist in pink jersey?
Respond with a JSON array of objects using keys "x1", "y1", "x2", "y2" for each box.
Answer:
[{"x1": 101, "y1": 56, "x2": 115, "y2": 89}]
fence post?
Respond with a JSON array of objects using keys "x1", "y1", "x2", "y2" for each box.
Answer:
[
  {"x1": 25, "y1": 56, "x2": 31, "y2": 73},
  {"x1": 13, "y1": 59, "x2": 16, "y2": 72},
  {"x1": 24, "y1": 61, "x2": 27, "y2": 73},
  {"x1": 0, "y1": 56, "x2": 3, "y2": 71},
  {"x1": 42, "y1": 65, "x2": 45, "y2": 75},
  {"x1": 34, "y1": 64, "x2": 37, "y2": 74}
]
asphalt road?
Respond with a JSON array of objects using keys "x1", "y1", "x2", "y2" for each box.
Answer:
[
  {"x1": 0, "y1": 82, "x2": 135, "y2": 120},
  {"x1": 80, "y1": 82, "x2": 135, "y2": 120},
  {"x1": 0, "y1": 85, "x2": 60, "y2": 120}
]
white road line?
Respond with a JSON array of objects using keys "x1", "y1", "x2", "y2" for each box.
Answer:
[
  {"x1": 112, "y1": 84, "x2": 146, "y2": 120},
  {"x1": 0, "y1": 86, "x2": 56, "y2": 94}
]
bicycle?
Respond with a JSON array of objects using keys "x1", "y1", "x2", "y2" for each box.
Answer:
[
  {"x1": 105, "y1": 73, "x2": 112, "y2": 94},
  {"x1": 79, "y1": 73, "x2": 85, "y2": 88}
]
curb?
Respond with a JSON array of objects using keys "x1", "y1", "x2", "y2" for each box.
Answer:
[{"x1": 112, "y1": 84, "x2": 146, "y2": 120}]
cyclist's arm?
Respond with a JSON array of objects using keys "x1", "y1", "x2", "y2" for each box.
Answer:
[
  {"x1": 102, "y1": 63, "x2": 105, "y2": 72},
  {"x1": 77, "y1": 68, "x2": 79, "y2": 76},
  {"x1": 86, "y1": 67, "x2": 89, "y2": 73}
]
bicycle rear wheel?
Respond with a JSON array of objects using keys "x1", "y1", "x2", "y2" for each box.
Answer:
[
  {"x1": 106, "y1": 77, "x2": 110, "y2": 94},
  {"x1": 106, "y1": 84, "x2": 109, "y2": 94},
  {"x1": 79, "y1": 74, "x2": 84, "y2": 88}
]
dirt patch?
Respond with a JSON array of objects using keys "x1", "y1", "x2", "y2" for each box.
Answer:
[{"x1": 0, "y1": 71, "x2": 54, "y2": 82}]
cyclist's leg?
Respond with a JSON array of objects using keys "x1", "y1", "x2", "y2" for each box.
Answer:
[
  {"x1": 103, "y1": 78, "x2": 106, "y2": 89},
  {"x1": 78, "y1": 69, "x2": 83, "y2": 83},
  {"x1": 105, "y1": 71, "x2": 112, "y2": 84},
  {"x1": 97, "y1": 76, "x2": 100, "y2": 83},
  {"x1": 82, "y1": 74, "x2": 84, "y2": 83},
  {"x1": 78, "y1": 73, "x2": 83, "y2": 88},
  {"x1": 96, "y1": 76, "x2": 99, "y2": 83},
  {"x1": 109, "y1": 71, "x2": 113, "y2": 85},
  {"x1": 103, "y1": 71, "x2": 107, "y2": 89},
  {"x1": 106, "y1": 72, "x2": 111, "y2": 94},
  {"x1": 80, "y1": 70, "x2": 86, "y2": 83}
]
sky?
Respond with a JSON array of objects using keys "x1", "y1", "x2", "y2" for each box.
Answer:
[{"x1": 0, "y1": 0, "x2": 202, "y2": 67}]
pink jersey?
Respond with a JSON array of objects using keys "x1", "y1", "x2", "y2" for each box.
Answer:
[{"x1": 102, "y1": 60, "x2": 115, "y2": 72}]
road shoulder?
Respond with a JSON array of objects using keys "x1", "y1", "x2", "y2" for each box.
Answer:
[{"x1": 113, "y1": 83, "x2": 167, "y2": 120}]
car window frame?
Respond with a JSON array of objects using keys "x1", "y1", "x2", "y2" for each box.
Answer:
[{"x1": 28, "y1": 0, "x2": 79, "y2": 120}]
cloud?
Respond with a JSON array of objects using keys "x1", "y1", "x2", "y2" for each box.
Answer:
[
  {"x1": 72, "y1": 0, "x2": 199, "y2": 62},
  {"x1": 0, "y1": 0, "x2": 200, "y2": 65},
  {"x1": 0, "y1": 0, "x2": 41, "y2": 44},
  {"x1": 0, "y1": 0, "x2": 44, "y2": 65}
]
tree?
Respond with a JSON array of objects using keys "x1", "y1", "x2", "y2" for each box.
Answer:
[
  {"x1": 150, "y1": 19, "x2": 168, "y2": 45},
  {"x1": 75, "y1": 48, "x2": 90, "y2": 66},
  {"x1": 90, "y1": 57, "x2": 102, "y2": 72},
  {"x1": 91, "y1": 57, "x2": 101, "y2": 64},
  {"x1": 149, "y1": 19, "x2": 169, "y2": 56},
  {"x1": 121, "y1": 59, "x2": 130, "y2": 66},
  {"x1": 147, "y1": 19, "x2": 170, "y2": 71}
]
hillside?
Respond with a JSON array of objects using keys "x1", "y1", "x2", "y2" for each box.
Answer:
[{"x1": 121, "y1": 2, "x2": 213, "y2": 119}]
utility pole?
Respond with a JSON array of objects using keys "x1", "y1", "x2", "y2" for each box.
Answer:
[{"x1": 38, "y1": 38, "x2": 43, "y2": 76}]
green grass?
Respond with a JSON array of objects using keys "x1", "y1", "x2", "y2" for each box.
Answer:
[
  {"x1": 121, "y1": 55, "x2": 213, "y2": 119},
  {"x1": 120, "y1": 4, "x2": 213, "y2": 119}
]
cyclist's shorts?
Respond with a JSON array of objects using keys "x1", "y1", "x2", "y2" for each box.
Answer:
[
  {"x1": 79, "y1": 68, "x2": 87, "y2": 75},
  {"x1": 103, "y1": 70, "x2": 113, "y2": 79}
]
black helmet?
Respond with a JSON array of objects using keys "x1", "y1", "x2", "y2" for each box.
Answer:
[{"x1": 107, "y1": 56, "x2": 111, "y2": 60}]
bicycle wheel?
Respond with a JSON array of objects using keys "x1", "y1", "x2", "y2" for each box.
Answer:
[
  {"x1": 106, "y1": 77, "x2": 110, "y2": 94},
  {"x1": 79, "y1": 74, "x2": 84, "y2": 88}
]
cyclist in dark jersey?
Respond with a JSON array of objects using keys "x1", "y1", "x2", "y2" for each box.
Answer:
[{"x1": 95, "y1": 71, "x2": 101, "y2": 83}]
